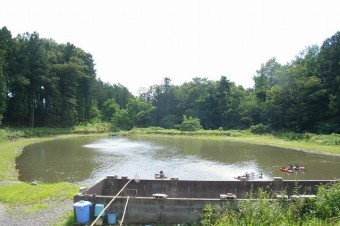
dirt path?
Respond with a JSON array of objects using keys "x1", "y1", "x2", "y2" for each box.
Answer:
[
  {"x1": 0, "y1": 200, "x2": 73, "y2": 226},
  {"x1": 0, "y1": 202, "x2": 5, "y2": 218}
]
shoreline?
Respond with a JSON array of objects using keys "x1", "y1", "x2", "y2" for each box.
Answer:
[
  {"x1": 126, "y1": 132, "x2": 340, "y2": 157},
  {"x1": 0, "y1": 133, "x2": 108, "y2": 182},
  {"x1": 1, "y1": 131, "x2": 339, "y2": 182}
]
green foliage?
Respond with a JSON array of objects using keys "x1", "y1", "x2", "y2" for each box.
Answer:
[
  {"x1": 200, "y1": 204, "x2": 225, "y2": 226},
  {"x1": 178, "y1": 115, "x2": 203, "y2": 131},
  {"x1": 315, "y1": 182, "x2": 340, "y2": 220},
  {"x1": 250, "y1": 123, "x2": 271, "y2": 134},
  {"x1": 111, "y1": 109, "x2": 133, "y2": 131},
  {"x1": 102, "y1": 98, "x2": 120, "y2": 122},
  {"x1": 0, "y1": 124, "x2": 110, "y2": 141},
  {"x1": 0, "y1": 27, "x2": 133, "y2": 128},
  {"x1": 199, "y1": 183, "x2": 340, "y2": 226},
  {"x1": 275, "y1": 132, "x2": 340, "y2": 145},
  {"x1": 89, "y1": 105, "x2": 102, "y2": 123},
  {"x1": 160, "y1": 114, "x2": 179, "y2": 129},
  {"x1": 126, "y1": 98, "x2": 155, "y2": 128},
  {"x1": 2, "y1": 26, "x2": 340, "y2": 134}
]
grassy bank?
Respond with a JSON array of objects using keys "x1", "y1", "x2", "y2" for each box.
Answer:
[
  {"x1": 0, "y1": 136, "x2": 79, "y2": 225},
  {"x1": 0, "y1": 182, "x2": 77, "y2": 204},
  {"x1": 0, "y1": 124, "x2": 110, "y2": 225},
  {"x1": 122, "y1": 128, "x2": 340, "y2": 155},
  {"x1": 0, "y1": 138, "x2": 54, "y2": 181}
]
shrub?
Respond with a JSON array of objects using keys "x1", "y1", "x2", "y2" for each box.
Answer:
[
  {"x1": 178, "y1": 115, "x2": 203, "y2": 131},
  {"x1": 315, "y1": 182, "x2": 340, "y2": 220},
  {"x1": 160, "y1": 115, "x2": 179, "y2": 129},
  {"x1": 250, "y1": 123, "x2": 271, "y2": 134},
  {"x1": 199, "y1": 183, "x2": 340, "y2": 225}
]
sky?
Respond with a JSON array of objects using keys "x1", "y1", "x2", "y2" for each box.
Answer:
[{"x1": 1, "y1": 0, "x2": 340, "y2": 95}]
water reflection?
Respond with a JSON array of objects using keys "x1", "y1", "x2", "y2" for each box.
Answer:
[{"x1": 16, "y1": 136, "x2": 340, "y2": 185}]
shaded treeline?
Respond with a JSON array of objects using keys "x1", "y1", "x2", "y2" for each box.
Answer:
[
  {"x1": 136, "y1": 32, "x2": 340, "y2": 134},
  {"x1": 1, "y1": 26, "x2": 339, "y2": 133},
  {"x1": 0, "y1": 27, "x2": 132, "y2": 127}
]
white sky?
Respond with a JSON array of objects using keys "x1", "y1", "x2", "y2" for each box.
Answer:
[{"x1": 1, "y1": 0, "x2": 340, "y2": 95}]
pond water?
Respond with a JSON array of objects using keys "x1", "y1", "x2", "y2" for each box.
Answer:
[{"x1": 16, "y1": 135, "x2": 340, "y2": 185}]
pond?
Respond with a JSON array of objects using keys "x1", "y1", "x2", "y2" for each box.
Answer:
[{"x1": 16, "y1": 135, "x2": 340, "y2": 185}]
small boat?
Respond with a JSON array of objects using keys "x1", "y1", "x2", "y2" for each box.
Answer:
[
  {"x1": 280, "y1": 164, "x2": 305, "y2": 173},
  {"x1": 280, "y1": 167, "x2": 293, "y2": 173}
]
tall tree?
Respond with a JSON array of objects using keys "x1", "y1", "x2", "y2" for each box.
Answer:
[
  {"x1": 25, "y1": 32, "x2": 48, "y2": 128},
  {"x1": 102, "y1": 98, "x2": 120, "y2": 122},
  {"x1": 253, "y1": 58, "x2": 281, "y2": 102},
  {"x1": 126, "y1": 98, "x2": 155, "y2": 127},
  {"x1": 0, "y1": 27, "x2": 13, "y2": 123},
  {"x1": 5, "y1": 33, "x2": 31, "y2": 126},
  {"x1": 149, "y1": 77, "x2": 180, "y2": 126},
  {"x1": 318, "y1": 31, "x2": 340, "y2": 132}
]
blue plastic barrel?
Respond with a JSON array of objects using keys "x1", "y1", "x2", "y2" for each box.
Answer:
[
  {"x1": 73, "y1": 200, "x2": 92, "y2": 224},
  {"x1": 107, "y1": 213, "x2": 117, "y2": 224},
  {"x1": 94, "y1": 204, "x2": 105, "y2": 217}
]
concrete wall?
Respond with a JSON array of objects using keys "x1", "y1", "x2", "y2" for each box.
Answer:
[
  {"x1": 74, "y1": 178, "x2": 337, "y2": 224},
  {"x1": 100, "y1": 178, "x2": 334, "y2": 198},
  {"x1": 74, "y1": 195, "x2": 234, "y2": 224}
]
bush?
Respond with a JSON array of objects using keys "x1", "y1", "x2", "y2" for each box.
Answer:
[
  {"x1": 199, "y1": 183, "x2": 340, "y2": 226},
  {"x1": 160, "y1": 114, "x2": 179, "y2": 129},
  {"x1": 177, "y1": 115, "x2": 203, "y2": 131},
  {"x1": 250, "y1": 123, "x2": 271, "y2": 134},
  {"x1": 315, "y1": 182, "x2": 340, "y2": 220}
]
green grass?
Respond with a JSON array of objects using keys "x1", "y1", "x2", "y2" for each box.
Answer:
[
  {"x1": 0, "y1": 182, "x2": 78, "y2": 224},
  {"x1": 0, "y1": 123, "x2": 110, "y2": 140},
  {"x1": 0, "y1": 182, "x2": 78, "y2": 204}
]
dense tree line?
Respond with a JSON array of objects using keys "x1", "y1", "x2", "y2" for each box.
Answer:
[
  {"x1": 1, "y1": 26, "x2": 339, "y2": 134},
  {"x1": 0, "y1": 27, "x2": 132, "y2": 127},
  {"x1": 135, "y1": 31, "x2": 340, "y2": 134}
]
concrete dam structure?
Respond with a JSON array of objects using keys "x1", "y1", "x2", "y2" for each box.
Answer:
[{"x1": 74, "y1": 177, "x2": 337, "y2": 224}]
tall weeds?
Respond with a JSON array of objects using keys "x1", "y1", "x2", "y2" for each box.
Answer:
[{"x1": 199, "y1": 182, "x2": 340, "y2": 226}]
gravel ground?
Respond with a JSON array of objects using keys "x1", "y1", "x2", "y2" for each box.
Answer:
[{"x1": 0, "y1": 199, "x2": 73, "y2": 226}]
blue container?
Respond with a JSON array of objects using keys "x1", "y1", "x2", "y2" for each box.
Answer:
[
  {"x1": 107, "y1": 213, "x2": 117, "y2": 224},
  {"x1": 73, "y1": 200, "x2": 92, "y2": 224},
  {"x1": 94, "y1": 204, "x2": 105, "y2": 217}
]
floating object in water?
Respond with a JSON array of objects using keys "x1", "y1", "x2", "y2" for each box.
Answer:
[
  {"x1": 155, "y1": 170, "x2": 167, "y2": 179},
  {"x1": 280, "y1": 164, "x2": 305, "y2": 173},
  {"x1": 234, "y1": 172, "x2": 263, "y2": 181}
]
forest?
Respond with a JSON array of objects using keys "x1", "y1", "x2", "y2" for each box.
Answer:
[{"x1": 0, "y1": 26, "x2": 339, "y2": 134}]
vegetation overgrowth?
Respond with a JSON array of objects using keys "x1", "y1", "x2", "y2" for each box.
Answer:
[{"x1": 199, "y1": 183, "x2": 340, "y2": 226}]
